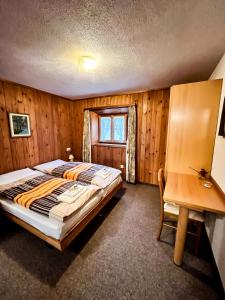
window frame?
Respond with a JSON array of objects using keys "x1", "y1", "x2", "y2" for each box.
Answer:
[{"x1": 98, "y1": 114, "x2": 127, "y2": 144}]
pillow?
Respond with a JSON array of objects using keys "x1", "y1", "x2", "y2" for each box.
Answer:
[
  {"x1": 34, "y1": 159, "x2": 67, "y2": 174},
  {"x1": 0, "y1": 168, "x2": 43, "y2": 186}
]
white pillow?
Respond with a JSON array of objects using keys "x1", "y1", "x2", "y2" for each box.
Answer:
[
  {"x1": 34, "y1": 159, "x2": 66, "y2": 174},
  {"x1": 0, "y1": 168, "x2": 43, "y2": 185}
]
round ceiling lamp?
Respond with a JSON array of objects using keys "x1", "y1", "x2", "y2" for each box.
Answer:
[{"x1": 80, "y1": 56, "x2": 97, "y2": 71}]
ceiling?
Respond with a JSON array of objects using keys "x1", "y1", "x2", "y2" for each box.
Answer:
[{"x1": 0, "y1": 0, "x2": 225, "y2": 100}]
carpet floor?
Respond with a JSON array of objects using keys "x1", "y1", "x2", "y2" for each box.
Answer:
[{"x1": 0, "y1": 183, "x2": 224, "y2": 300}]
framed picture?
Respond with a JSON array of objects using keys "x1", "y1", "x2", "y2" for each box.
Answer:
[
  {"x1": 9, "y1": 113, "x2": 31, "y2": 138},
  {"x1": 218, "y1": 97, "x2": 225, "y2": 138}
]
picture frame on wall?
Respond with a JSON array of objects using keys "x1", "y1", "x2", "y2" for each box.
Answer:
[
  {"x1": 218, "y1": 97, "x2": 225, "y2": 138},
  {"x1": 9, "y1": 113, "x2": 31, "y2": 138}
]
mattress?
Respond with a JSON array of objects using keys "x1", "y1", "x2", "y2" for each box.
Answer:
[{"x1": 0, "y1": 176, "x2": 122, "y2": 240}]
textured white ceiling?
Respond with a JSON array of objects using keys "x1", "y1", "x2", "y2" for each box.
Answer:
[{"x1": 0, "y1": 0, "x2": 225, "y2": 100}]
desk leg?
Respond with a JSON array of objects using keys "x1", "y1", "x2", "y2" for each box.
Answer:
[{"x1": 174, "y1": 206, "x2": 189, "y2": 266}]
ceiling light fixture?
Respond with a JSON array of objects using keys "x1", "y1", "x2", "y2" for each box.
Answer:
[{"x1": 80, "y1": 56, "x2": 97, "y2": 71}]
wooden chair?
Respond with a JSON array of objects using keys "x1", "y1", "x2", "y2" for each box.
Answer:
[{"x1": 157, "y1": 168, "x2": 204, "y2": 256}]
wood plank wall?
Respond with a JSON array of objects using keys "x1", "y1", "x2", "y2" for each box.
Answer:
[
  {"x1": 92, "y1": 144, "x2": 126, "y2": 179},
  {"x1": 0, "y1": 80, "x2": 73, "y2": 174},
  {"x1": 0, "y1": 79, "x2": 170, "y2": 185},
  {"x1": 72, "y1": 89, "x2": 170, "y2": 184}
]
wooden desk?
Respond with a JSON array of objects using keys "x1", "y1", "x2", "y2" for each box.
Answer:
[{"x1": 164, "y1": 173, "x2": 225, "y2": 266}]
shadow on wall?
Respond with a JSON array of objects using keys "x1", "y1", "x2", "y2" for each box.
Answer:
[{"x1": 0, "y1": 187, "x2": 126, "y2": 287}]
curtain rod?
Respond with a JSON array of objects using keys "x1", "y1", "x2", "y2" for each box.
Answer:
[{"x1": 84, "y1": 104, "x2": 136, "y2": 111}]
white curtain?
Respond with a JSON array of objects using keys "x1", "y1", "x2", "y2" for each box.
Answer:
[
  {"x1": 126, "y1": 105, "x2": 136, "y2": 183},
  {"x1": 82, "y1": 110, "x2": 91, "y2": 163}
]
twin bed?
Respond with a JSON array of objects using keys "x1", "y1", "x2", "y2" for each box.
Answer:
[{"x1": 0, "y1": 160, "x2": 122, "y2": 250}]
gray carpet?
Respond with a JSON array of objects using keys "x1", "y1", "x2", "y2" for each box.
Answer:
[{"x1": 0, "y1": 183, "x2": 223, "y2": 300}]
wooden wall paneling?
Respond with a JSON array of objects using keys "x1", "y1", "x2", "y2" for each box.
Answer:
[
  {"x1": 71, "y1": 89, "x2": 170, "y2": 185},
  {"x1": 0, "y1": 79, "x2": 170, "y2": 184},
  {"x1": 93, "y1": 145, "x2": 100, "y2": 164},
  {"x1": 52, "y1": 97, "x2": 61, "y2": 159},
  {"x1": 35, "y1": 91, "x2": 54, "y2": 163},
  {"x1": 105, "y1": 146, "x2": 113, "y2": 166},
  {"x1": 165, "y1": 80, "x2": 222, "y2": 175},
  {"x1": 0, "y1": 80, "x2": 170, "y2": 185},
  {"x1": 139, "y1": 92, "x2": 148, "y2": 183},
  {"x1": 145, "y1": 91, "x2": 153, "y2": 183},
  {"x1": 53, "y1": 97, "x2": 73, "y2": 161},
  {"x1": 65, "y1": 100, "x2": 73, "y2": 159},
  {"x1": 150, "y1": 91, "x2": 157, "y2": 183},
  {"x1": 136, "y1": 93, "x2": 143, "y2": 182},
  {"x1": 112, "y1": 147, "x2": 120, "y2": 169},
  {"x1": 90, "y1": 111, "x2": 99, "y2": 144},
  {"x1": 159, "y1": 89, "x2": 170, "y2": 171},
  {"x1": 3, "y1": 82, "x2": 30, "y2": 170},
  {"x1": 71, "y1": 101, "x2": 77, "y2": 159},
  {"x1": 21, "y1": 86, "x2": 40, "y2": 167},
  {"x1": 91, "y1": 145, "x2": 126, "y2": 179},
  {"x1": 147, "y1": 91, "x2": 154, "y2": 183},
  {"x1": 0, "y1": 81, "x2": 13, "y2": 173},
  {"x1": 96, "y1": 145, "x2": 101, "y2": 163},
  {"x1": 113, "y1": 147, "x2": 126, "y2": 178},
  {"x1": 67, "y1": 100, "x2": 74, "y2": 159},
  {"x1": 153, "y1": 90, "x2": 163, "y2": 183},
  {"x1": 91, "y1": 145, "x2": 97, "y2": 163},
  {"x1": 96, "y1": 145, "x2": 103, "y2": 165},
  {"x1": 0, "y1": 80, "x2": 74, "y2": 174},
  {"x1": 102, "y1": 146, "x2": 108, "y2": 166},
  {"x1": 72, "y1": 99, "x2": 87, "y2": 160},
  {"x1": 121, "y1": 146, "x2": 126, "y2": 178}
]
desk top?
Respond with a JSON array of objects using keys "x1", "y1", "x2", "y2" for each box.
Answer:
[{"x1": 164, "y1": 173, "x2": 225, "y2": 214}]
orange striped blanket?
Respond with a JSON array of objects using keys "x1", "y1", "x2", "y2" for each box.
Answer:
[
  {"x1": 0, "y1": 174, "x2": 100, "y2": 221},
  {"x1": 14, "y1": 178, "x2": 67, "y2": 208},
  {"x1": 63, "y1": 163, "x2": 93, "y2": 180},
  {"x1": 51, "y1": 162, "x2": 122, "y2": 188}
]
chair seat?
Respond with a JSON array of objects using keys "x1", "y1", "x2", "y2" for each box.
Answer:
[{"x1": 164, "y1": 203, "x2": 204, "y2": 222}]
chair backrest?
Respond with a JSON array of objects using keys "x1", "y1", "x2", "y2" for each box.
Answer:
[{"x1": 158, "y1": 168, "x2": 166, "y2": 217}]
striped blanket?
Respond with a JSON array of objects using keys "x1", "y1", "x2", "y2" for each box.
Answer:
[
  {"x1": 0, "y1": 174, "x2": 100, "y2": 222},
  {"x1": 50, "y1": 162, "x2": 121, "y2": 188}
]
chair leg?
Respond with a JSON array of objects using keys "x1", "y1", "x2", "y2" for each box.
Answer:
[
  {"x1": 194, "y1": 222, "x2": 202, "y2": 256},
  {"x1": 157, "y1": 220, "x2": 164, "y2": 241}
]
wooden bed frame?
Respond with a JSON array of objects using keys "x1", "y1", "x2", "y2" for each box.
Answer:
[{"x1": 1, "y1": 181, "x2": 122, "y2": 251}]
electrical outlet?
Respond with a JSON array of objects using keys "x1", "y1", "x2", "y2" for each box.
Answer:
[
  {"x1": 120, "y1": 164, "x2": 124, "y2": 169},
  {"x1": 66, "y1": 147, "x2": 71, "y2": 152}
]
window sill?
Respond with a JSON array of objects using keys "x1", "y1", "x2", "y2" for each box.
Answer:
[{"x1": 92, "y1": 143, "x2": 126, "y2": 148}]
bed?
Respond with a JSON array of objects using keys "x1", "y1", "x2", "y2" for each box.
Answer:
[
  {"x1": 34, "y1": 159, "x2": 122, "y2": 189},
  {"x1": 0, "y1": 167, "x2": 122, "y2": 251}
]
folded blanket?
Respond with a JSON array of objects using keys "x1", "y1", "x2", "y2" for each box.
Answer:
[
  {"x1": 51, "y1": 162, "x2": 121, "y2": 188},
  {"x1": 57, "y1": 184, "x2": 87, "y2": 204},
  {"x1": 95, "y1": 168, "x2": 112, "y2": 179},
  {"x1": 0, "y1": 174, "x2": 100, "y2": 222},
  {"x1": 49, "y1": 185, "x2": 100, "y2": 222}
]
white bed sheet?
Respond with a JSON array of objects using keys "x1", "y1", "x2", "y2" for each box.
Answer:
[
  {"x1": 34, "y1": 160, "x2": 66, "y2": 173},
  {"x1": 0, "y1": 168, "x2": 44, "y2": 185},
  {"x1": 0, "y1": 176, "x2": 122, "y2": 240}
]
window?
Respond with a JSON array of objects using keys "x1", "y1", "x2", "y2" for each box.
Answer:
[
  {"x1": 99, "y1": 114, "x2": 127, "y2": 143},
  {"x1": 100, "y1": 117, "x2": 111, "y2": 141}
]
